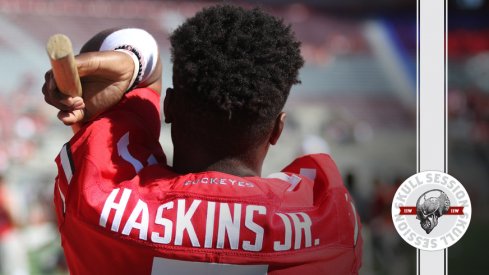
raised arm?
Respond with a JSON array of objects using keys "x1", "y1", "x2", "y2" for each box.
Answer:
[{"x1": 42, "y1": 28, "x2": 162, "y2": 127}]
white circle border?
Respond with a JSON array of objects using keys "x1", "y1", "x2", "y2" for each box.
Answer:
[{"x1": 391, "y1": 171, "x2": 472, "y2": 251}]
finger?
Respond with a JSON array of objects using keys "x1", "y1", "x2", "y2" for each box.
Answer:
[
  {"x1": 43, "y1": 71, "x2": 61, "y2": 99},
  {"x1": 42, "y1": 72, "x2": 55, "y2": 96},
  {"x1": 72, "y1": 97, "x2": 85, "y2": 110},
  {"x1": 60, "y1": 96, "x2": 85, "y2": 110},
  {"x1": 57, "y1": 109, "x2": 85, "y2": 125},
  {"x1": 42, "y1": 82, "x2": 59, "y2": 107},
  {"x1": 43, "y1": 88, "x2": 73, "y2": 112},
  {"x1": 45, "y1": 75, "x2": 80, "y2": 109},
  {"x1": 47, "y1": 77, "x2": 63, "y2": 101},
  {"x1": 42, "y1": 74, "x2": 59, "y2": 99},
  {"x1": 44, "y1": 70, "x2": 53, "y2": 82},
  {"x1": 42, "y1": 81, "x2": 48, "y2": 96}
]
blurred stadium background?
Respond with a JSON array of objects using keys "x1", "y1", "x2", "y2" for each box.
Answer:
[{"x1": 0, "y1": 0, "x2": 486, "y2": 274}]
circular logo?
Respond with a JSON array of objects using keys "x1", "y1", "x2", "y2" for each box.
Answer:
[{"x1": 391, "y1": 171, "x2": 471, "y2": 251}]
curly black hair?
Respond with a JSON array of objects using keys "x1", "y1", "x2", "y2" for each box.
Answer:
[{"x1": 170, "y1": 5, "x2": 304, "y2": 145}]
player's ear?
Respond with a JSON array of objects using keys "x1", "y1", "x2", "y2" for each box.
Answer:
[
  {"x1": 163, "y1": 88, "x2": 174, "y2": 123},
  {"x1": 269, "y1": 112, "x2": 286, "y2": 145}
]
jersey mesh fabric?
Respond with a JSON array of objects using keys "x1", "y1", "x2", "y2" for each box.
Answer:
[{"x1": 53, "y1": 88, "x2": 362, "y2": 275}]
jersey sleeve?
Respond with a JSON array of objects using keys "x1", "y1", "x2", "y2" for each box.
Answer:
[
  {"x1": 280, "y1": 153, "x2": 363, "y2": 274},
  {"x1": 54, "y1": 88, "x2": 166, "y2": 227}
]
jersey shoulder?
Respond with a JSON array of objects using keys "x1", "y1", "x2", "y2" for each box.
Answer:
[
  {"x1": 69, "y1": 87, "x2": 161, "y2": 153},
  {"x1": 271, "y1": 153, "x2": 346, "y2": 206},
  {"x1": 275, "y1": 153, "x2": 361, "y2": 247}
]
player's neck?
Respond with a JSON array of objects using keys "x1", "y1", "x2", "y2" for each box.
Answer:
[{"x1": 172, "y1": 149, "x2": 264, "y2": 177}]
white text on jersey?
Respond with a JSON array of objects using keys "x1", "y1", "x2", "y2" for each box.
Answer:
[{"x1": 99, "y1": 188, "x2": 316, "y2": 252}]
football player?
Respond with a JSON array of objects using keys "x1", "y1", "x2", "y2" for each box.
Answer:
[{"x1": 42, "y1": 5, "x2": 362, "y2": 275}]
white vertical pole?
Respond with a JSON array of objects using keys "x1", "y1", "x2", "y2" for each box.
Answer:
[{"x1": 417, "y1": 0, "x2": 447, "y2": 274}]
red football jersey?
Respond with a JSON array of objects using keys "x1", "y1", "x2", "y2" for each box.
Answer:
[{"x1": 54, "y1": 88, "x2": 362, "y2": 275}]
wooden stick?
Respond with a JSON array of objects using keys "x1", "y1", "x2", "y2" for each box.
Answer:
[
  {"x1": 46, "y1": 34, "x2": 82, "y2": 132},
  {"x1": 46, "y1": 34, "x2": 82, "y2": 97}
]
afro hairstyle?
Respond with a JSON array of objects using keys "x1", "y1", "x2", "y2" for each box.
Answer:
[{"x1": 170, "y1": 5, "x2": 304, "y2": 145}]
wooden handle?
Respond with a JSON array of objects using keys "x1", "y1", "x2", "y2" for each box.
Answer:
[{"x1": 46, "y1": 34, "x2": 82, "y2": 97}]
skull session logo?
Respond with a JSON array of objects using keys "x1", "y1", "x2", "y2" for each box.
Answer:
[
  {"x1": 416, "y1": 190, "x2": 451, "y2": 234},
  {"x1": 391, "y1": 171, "x2": 471, "y2": 251}
]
